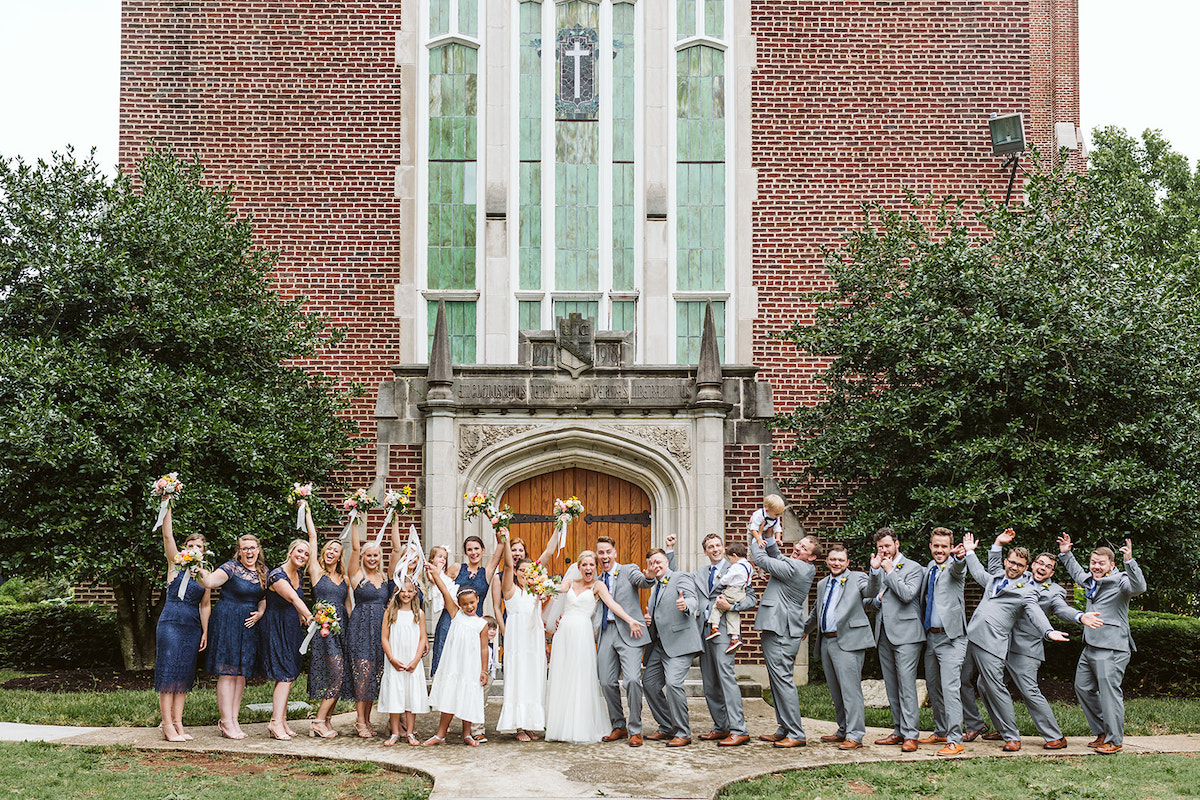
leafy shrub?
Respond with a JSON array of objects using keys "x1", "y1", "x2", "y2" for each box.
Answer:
[
  {"x1": 0, "y1": 577, "x2": 73, "y2": 605},
  {"x1": 0, "y1": 602, "x2": 122, "y2": 670}
]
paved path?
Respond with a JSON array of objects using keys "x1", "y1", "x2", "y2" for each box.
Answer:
[{"x1": 3, "y1": 698, "x2": 1198, "y2": 800}]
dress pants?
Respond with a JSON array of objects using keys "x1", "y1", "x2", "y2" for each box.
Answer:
[
  {"x1": 1075, "y1": 646, "x2": 1130, "y2": 746},
  {"x1": 761, "y1": 630, "x2": 806, "y2": 741},
  {"x1": 821, "y1": 635, "x2": 866, "y2": 743},
  {"x1": 597, "y1": 624, "x2": 644, "y2": 734},
  {"x1": 642, "y1": 637, "x2": 693, "y2": 739},
  {"x1": 961, "y1": 642, "x2": 1020, "y2": 741},
  {"x1": 877, "y1": 622, "x2": 922, "y2": 739},
  {"x1": 1005, "y1": 650, "x2": 1063, "y2": 741},
  {"x1": 924, "y1": 630, "x2": 967, "y2": 744}
]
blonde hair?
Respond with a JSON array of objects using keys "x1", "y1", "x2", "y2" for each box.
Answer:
[
  {"x1": 764, "y1": 494, "x2": 786, "y2": 515},
  {"x1": 576, "y1": 550, "x2": 597, "y2": 568},
  {"x1": 384, "y1": 578, "x2": 423, "y2": 627},
  {"x1": 319, "y1": 539, "x2": 345, "y2": 577}
]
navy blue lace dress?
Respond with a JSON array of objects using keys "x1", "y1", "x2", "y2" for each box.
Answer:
[
  {"x1": 206, "y1": 561, "x2": 266, "y2": 677},
  {"x1": 308, "y1": 574, "x2": 350, "y2": 701},
  {"x1": 260, "y1": 567, "x2": 306, "y2": 682},
  {"x1": 154, "y1": 570, "x2": 207, "y2": 693},
  {"x1": 346, "y1": 576, "x2": 392, "y2": 702},
  {"x1": 431, "y1": 564, "x2": 490, "y2": 675}
]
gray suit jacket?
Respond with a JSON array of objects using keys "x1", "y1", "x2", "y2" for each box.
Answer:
[
  {"x1": 598, "y1": 563, "x2": 655, "y2": 649},
  {"x1": 1058, "y1": 552, "x2": 1147, "y2": 653},
  {"x1": 965, "y1": 551, "x2": 1053, "y2": 660},
  {"x1": 750, "y1": 537, "x2": 815, "y2": 638},
  {"x1": 690, "y1": 558, "x2": 757, "y2": 635},
  {"x1": 1011, "y1": 579, "x2": 1078, "y2": 662},
  {"x1": 645, "y1": 569, "x2": 703, "y2": 658},
  {"x1": 871, "y1": 553, "x2": 926, "y2": 645},
  {"x1": 921, "y1": 556, "x2": 968, "y2": 638},
  {"x1": 804, "y1": 570, "x2": 877, "y2": 656}
]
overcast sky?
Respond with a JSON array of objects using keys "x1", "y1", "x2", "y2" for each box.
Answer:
[{"x1": 1, "y1": 0, "x2": 1197, "y2": 172}]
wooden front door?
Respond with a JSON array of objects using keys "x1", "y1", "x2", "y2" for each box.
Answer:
[{"x1": 500, "y1": 467, "x2": 652, "y2": 578}]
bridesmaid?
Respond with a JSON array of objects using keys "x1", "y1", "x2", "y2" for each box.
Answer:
[
  {"x1": 198, "y1": 534, "x2": 267, "y2": 739},
  {"x1": 489, "y1": 537, "x2": 528, "y2": 634},
  {"x1": 260, "y1": 538, "x2": 314, "y2": 740},
  {"x1": 345, "y1": 515, "x2": 396, "y2": 737},
  {"x1": 431, "y1": 535, "x2": 502, "y2": 676},
  {"x1": 303, "y1": 501, "x2": 349, "y2": 738},
  {"x1": 154, "y1": 506, "x2": 210, "y2": 742}
]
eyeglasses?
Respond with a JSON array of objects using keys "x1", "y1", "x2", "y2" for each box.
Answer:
[
  {"x1": 239, "y1": 546, "x2": 259, "y2": 552},
  {"x1": 1004, "y1": 558, "x2": 1027, "y2": 569}
]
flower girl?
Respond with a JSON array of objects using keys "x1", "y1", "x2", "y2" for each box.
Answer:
[
  {"x1": 422, "y1": 563, "x2": 489, "y2": 746},
  {"x1": 377, "y1": 579, "x2": 429, "y2": 745}
]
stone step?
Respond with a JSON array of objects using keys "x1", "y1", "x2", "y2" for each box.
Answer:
[{"x1": 478, "y1": 664, "x2": 764, "y2": 698}]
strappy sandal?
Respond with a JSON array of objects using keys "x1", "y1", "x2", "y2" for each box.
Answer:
[
  {"x1": 310, "y1": 719, "x2": 338, "y2": 739},
  {"x1": 516, "y1": 730, "x2": 532, "y2": 742},
  {"x1": 474, "y1": 734, "x2": 487, "y2": 743},
  {"x1": 383, "y1": 733, "x2": 401, "y2": 746},
  {"x1": 355, "y1": 722, "x2": 376, "y2": 738},
  {"x1": 406, "y1": 733, "x2": 420, "y2": 746},
  {"x1": 463, "y1": 734, "x2": 479, "y2": 747},
  {"x1": 421, "y1": 734, "x2": 445, "y2": 746}
]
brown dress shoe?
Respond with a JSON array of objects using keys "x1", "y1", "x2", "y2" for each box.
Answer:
[
  {"x1": 837, "y1": 739, "x2": 863, "y2": 750},
  {"x1": 1087, "y1": 735, "x2": 1107, "y2": 748},
  {"x1": 1095, "y1": 743, "x2": 1123, "y2": 754},
  {"x1": 644, "y1": 730, "x2": 670, "y2": 741},
  {"x1": 666, "y1": 736, "x2": 691, "y2": 747},
  {"x1": 819, "y1": 734, "x2": 846, "y2": 743},
  {"x1": 699, "y1": 730, "x2": 729, "y2": 741},
  {"x1": 718, "y1": 733, "x2": 751, "y2": 747},
  {"x1": 961, "y1": 728, "x2": 989, "y2": 742},
  {"x1": 602, "y1": 728, "x2": 627, "y2": 742},
  {"x1": 936, "y1": 743, "x2": 966, "y2": 756},
  {"x1": 981, "y1": 731, "x2": 1004, "y2": 741},
  {"x1": 773, "y1": 737, "x2": 806, "y2": 748},
  {"x1": 917, "y1": 734, "x2": 946, "y2": 744},
  {"x1": 1043, "y1": 738, "x2": 1067, "y2": 750},
  {"x1": 1002, "y1": 740, "x2": 1022, "y2": 752},
  {"x1": 628, "y1": 734, "x2": 643, "y2": 747},
  {"x1": 901, "y1": 739, "x2": 918, "y2": 752},
  {"x1": 874, "y1": 733, "x2": 904, "y2": 745},
  {"x1": 758, "y1": 732, "x2": 785, "y2": 742}
]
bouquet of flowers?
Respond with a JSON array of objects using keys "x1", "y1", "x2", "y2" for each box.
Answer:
[
  {"x1": 489, "y1": 505, "x2": 515, "y2": 535},
  {"x1": 312, "y1": 601, "x2": 342, "y2": 637},
  {"x1": 521, "y1": 560, "x2": 561, "y2": 599},
  {"x1": 464, "y1": 488, "x2": 499, "y2": 522},
  {"x1": 172, "y1": 544, "x2": 213, "y2": 599},
  {"x1": 290, "y1": 482, "x2": 315, "y2": 530},
  {"x1": 373, "y1": 486, "x2": 416, "y2": 546},
  {"x1": 340, "y1": 488, "x2": 376, "y2": 541},
  {"x1": 150, "y1": 472, "x2": 183, "y2": 531},
  {"x1": 553, "y1": 496, "x2": 584, "y2": 530}
]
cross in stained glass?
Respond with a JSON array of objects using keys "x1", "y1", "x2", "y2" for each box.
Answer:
[{"x1": 556, "y1": 25, "x2": 598, "y2": 119}]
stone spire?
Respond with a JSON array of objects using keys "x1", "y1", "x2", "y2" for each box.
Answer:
[
  {"x1": 695, "y1": 299, "x2": 723, "y2": 404},
  {"x1": 427, "y1": 299, "x2": 454, "y2": 403}
]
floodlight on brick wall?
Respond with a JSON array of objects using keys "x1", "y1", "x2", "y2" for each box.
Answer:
[{"x1": 989, "y1": 113, "x2": 1026, "y2": 206}]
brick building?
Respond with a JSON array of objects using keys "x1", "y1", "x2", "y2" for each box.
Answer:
[{"x1": 118, "y1": 0, "x2": 1083, "y2": 670}]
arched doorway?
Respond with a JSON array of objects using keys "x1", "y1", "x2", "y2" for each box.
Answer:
[{"x1": 501, "y1": 467, "x2": 652, "y2": 578}]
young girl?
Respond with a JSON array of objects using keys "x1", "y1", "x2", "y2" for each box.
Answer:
[
  {"x1": 422, "y1": 562, "x2": 489, "y2": 746},
  {"x1": 420, "y1": 545, "x2": 449, "y2": 642},
  {"x1": 495, "y1": 530, "x2": 550, "y2": 742},
  {"x1": 377, "y1": 579, "x2": 429, "y2": 746}
]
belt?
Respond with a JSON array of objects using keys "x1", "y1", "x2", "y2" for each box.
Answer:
[
  {"x1": 822, "y1": 631, "x2": 837, "y2": 638},
  {"x1": 928, "y1": 627, "x2": 946, "y2": 634}
]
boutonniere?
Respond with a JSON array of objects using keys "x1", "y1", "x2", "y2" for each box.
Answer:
[
  {"x1": 1041, "y1": 581, "x2": 1051, "y2": 590},
  {"x1": 612, "y1": 568, "x2": 620, "y2": 578},
  {"x1": 838, "y1": 575, "x2": 847, "y2": 585},
  {"x1": 895, "y1": 562, "x2": 903, "y2": 571},
  {"x1": 1016, "y1": 582, "x2": 1025, "y2": 589},
  {"x1": 661, "y1": 575, "x2": 670, "y2": 585}
]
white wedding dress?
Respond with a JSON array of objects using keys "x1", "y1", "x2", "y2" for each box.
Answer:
[{"x1": 544, "y1": 586, "x2": 610, "y2": 743}]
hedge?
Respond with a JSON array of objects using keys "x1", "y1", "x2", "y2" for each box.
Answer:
[{"x1": 0, "y1": 602, "x2": 122, "y2": 671}]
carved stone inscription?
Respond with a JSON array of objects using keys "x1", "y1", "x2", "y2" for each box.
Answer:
[
  {"x1": 610, "y1": 424, "x2": 692, "y2": 471},
  {"x1": 450, "y1": 378, "x2": 692, "y2": 409},
  {"x1": 458, "y1": 424, "x2": 543, "y2": 470}
]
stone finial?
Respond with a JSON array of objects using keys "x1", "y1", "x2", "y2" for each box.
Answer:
[
  {"x1": 695, "y1": 299, "x2": 722, "y2": 403},
  {"x1": 427, "y1": 299, "x2": 454, "y2": 402}
]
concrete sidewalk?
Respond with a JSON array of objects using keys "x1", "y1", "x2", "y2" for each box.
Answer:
[{"x1": 3, "y1": 698, "x2": 1198, "y2": 800}]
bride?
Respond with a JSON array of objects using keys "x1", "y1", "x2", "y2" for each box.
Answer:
[{"x1": 545, "y1": 550, "x2": 645, "y2": 743}]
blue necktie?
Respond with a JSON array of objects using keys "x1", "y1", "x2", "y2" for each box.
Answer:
[
  {"x1": 708, "y1": 565, "x2": 716, "y2": 594},
  {"x1": 821, "y1": 580, "x2": 836, "y2": 632},
  {"x1": 1086, "y1": 578, "x2": 1099, "y2": 600},
  {"x1": 601, "y1": 572, "x2": 611, "y2": 631},
  {"x1": 993, "y1": 577, "x2": 1009, "y2": 597},
  {"x1": 924, "y1": 567, "x2": 938, "y2": 630}
]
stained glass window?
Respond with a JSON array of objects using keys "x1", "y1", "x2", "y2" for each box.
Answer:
[
  {"x1": 676, "y1": 301, "x2": 724, "y2": 364},
  {"x1": 428, "y1": 300, "x2": 477, "y2": 363}
]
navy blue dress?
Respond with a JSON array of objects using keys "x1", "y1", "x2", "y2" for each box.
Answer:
[
  {"x1": 206, "y1": 561, "x2": 266, "y2": 677},
  {"x1": 431, "y1": 564, "x2": 490, "y2": 675},
  {"x1": 260, "y1": 567, "x2": 306, "y2": 682},
  {"x1": 154, "y1": 570, "x2": 207, "y2": 693},
  {"x1": 308, "y1": 574, "x2": 350, "y2": 701},
  {"x1": 346, "y1": 576, "x2": 392, "y2": 701}
]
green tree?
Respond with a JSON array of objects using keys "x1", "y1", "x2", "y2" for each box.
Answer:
[
  {"x1": 0, "y1": 149, "x2": 360, "y2": 669},
  {"x1": 769, "y1": 141, "x2": 1200, "y2": 612}
]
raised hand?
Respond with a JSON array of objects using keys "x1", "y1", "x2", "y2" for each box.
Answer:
[
  {"x1": 1080, "y1": 611, "x2": 1104, "y2": 629},
  {"x1": 664, "y1": 533, "x2": 677, "y2": 549},
  {"x1": 1120, "y1": 538, "x2": 1133, "y2": 562},
  {"x1": 962, "y1": 532, "x2": 979, "y2": 552},
  {"x1": 675, "y1": 590, "x2": 687, "y2": 611},
  {"x1": 951, "y1": 543, "x2": 966, "y2": 559},
  {"x1": 1057, "y1": 532, "x2": 1072, "y2": 553},
  {"x1": 870, "y1": 552, "x2": 882, "y2": 570},
  {"x1": 995, "y1": 527, "x2": 1016, "y2": 547},
  {"x1": 879, "y1": 555, "x2": 894, "y2": 573}
]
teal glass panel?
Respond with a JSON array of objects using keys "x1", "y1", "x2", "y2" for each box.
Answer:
[
  {"x1": 430, "y1": 0, "x2": 450, "y2": 36},
  {"x1": 556, "y1": 1, "x2": 599, "y2": 121},
  {"x1": 676, "y1": 162, "x2": 724, "y2": 290},
  {"x1": 612, "y1": 162, "x2": 635, "y2": 290},
  {"x1": 519, "y1": 1, "x2": 542, "y2": 161},
  {"x1": 612, "y1": 3, "x2": 635, "y2": 163},
  {"x1": 612, "y1": 300, "x2": 636, "y2": 333},
  {"x1": 676, "y1": 301, "x2": 724, "y2": 364},
  {"x1": 519, "y1": 162, "x2": 542, "y2": 290},
  {"x1": 429, "y1": 44, "x2": 478, "y2": 160},
  {"x1": 427, "y1": 300, "x2": 477, "y2": 363},
  {"x1": 459, "y1": 0, "x2": 478, "y2": 38},
  {"x1": 553, "y1": 300, "x2": 599, "y2": 328},
  {"x1": 678, "y1": 0, "x2": 696, "y2": 40},
  {"x1": 704, "y1": 0, "x2": 724, "y2": 40},
  {"x1": 676, "y1": 46, "x2": 724, "y2": 162},
  {"x1": 555, "y1": 121, "x2": 599, "y2": 291},
  {"x1": 518, "y1": 300, "x2": 542, "y2": 331},
  {"x1": 427, "y1": 162, "x2": 477, "y2": 289}
]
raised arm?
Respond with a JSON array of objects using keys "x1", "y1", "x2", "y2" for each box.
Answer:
[
  {"x1": 594, "y1": 581, "x2": 645, "y2": 638},
  {"x1": 304, "y1": 502, "x2": 322, "y2": 586},
  {"x1": 749, "y1": 537, "x2": 798, "y2": 581},
  {"x1": 1056, "y1": 533, "x2": 1089, "y2": 585},
  {"x1": 484, "y1": 538, "x2": 504, "y2": 584},
  {"x1": 963, "y1": 550, "x2": 991, "y2": 589},
  {"x1": 348, "y1": 513, "x2": 364, "y2": 584},
  {"x1": 535, "y1": 527, "x2": 562, "y2": 566},
  {"x1": 161, "y1": 507, "x2": 181, "y2": 570},
  {"x1": 426, "y1": 562, "x2": 459, "y2": 618},
  {"x1": 501, "y1": 532, "x2": 515, "y2": 600},
  {"x1": 1120, "y1": 539, "x2": 1147, "y2": 597}
]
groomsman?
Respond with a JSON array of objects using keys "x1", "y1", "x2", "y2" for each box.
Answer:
[
  {"x1": 960, "y1": 532, "x2": 1068, "y2": 751},
  {"x1": 1006, "y1": 547, "x2": 1102, "y2": 750},
  {"x1": 749, "y1": 523, "x2": 819, "y2": 748},
  {"x1": 918, "y1": 527, "x2": 969, "y2": 756},
  {"x1": 639, "y1": 548, "x2": 703, "y2": 747},
  {"x1": 1057, "y1": 533, "x2": 1146, "y2": 754},
  {"x1": 868, "y1": 527, "x2": 926, "y2": 752},
  {"x1": 803, "y1": 544, "x2": 877, "y2": 749},
  {"x1": 690, "y1": 533, "x2": 756, "y2": 746}
]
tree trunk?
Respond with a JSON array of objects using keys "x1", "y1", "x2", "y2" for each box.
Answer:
[{"x1": 112, "y1": 575, "x2": 163, "y2": 671}]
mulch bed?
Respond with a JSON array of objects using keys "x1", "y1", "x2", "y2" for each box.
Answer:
[{"x1": 2, "y1": 669, "x2": 267, "y2": 693}]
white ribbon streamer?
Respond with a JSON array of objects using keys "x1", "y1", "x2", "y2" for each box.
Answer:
[
  {"x1": 339, "y1": 509, "x2": 359, "y2": 542},
  {"x1": 299, "y1": 619, "x2": 320, "y2": 654},
  {"x1": 177, "y1": 570, "x2": 191, "y2": 600},
  {"x1": 153, "y1": 499, "x2": 170, "y2": 531},
  {"x1": 295, "y1": 501, "x2": 306, "y2": 531},
  {"x1": 373, "y1": 508, "x2": 395, "y2": 548},
  {"x1": 392, "y1": 525, "x2": 426, "y2": 586}
]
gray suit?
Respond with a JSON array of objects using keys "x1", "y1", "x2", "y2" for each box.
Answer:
[
  {"x1": 691, "y1": 559, "x2": 757, "y2": 736},
  {"x1": 804, "y1": 570, "x2": 876, "y2": 743},
  {"x1": 960, "y1": 550, "x2": 1055, "y2": 741},
  {"x1": 640, "y1": 569, "x2": 703, "y2": 738},
  {"x1": 920, "y1": 556, "x2": 968, "y2": 744},
  {"x1": 1058, "y1": 551, "x2": 1147, "y2": 746},
  {"x1": 869, "y1": 553, "x2": 926, "y2": 740},
  {"x1": 596, "y1": 562, "x2": 652, "y2": 734},
  {"x1": 750, "y1": 536, "x2": 815, "y2": 741},
  {"x1": 1007, "y1": 576, "x2": 1078, "y2": 742}
]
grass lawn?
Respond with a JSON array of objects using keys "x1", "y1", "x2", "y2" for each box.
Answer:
[
  {"x1": 0, "y1": 741, "x2": 431, "y2": 800},
  {"x1": 719, "y1": 754, "x2": 1200, "y2": 800}
]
